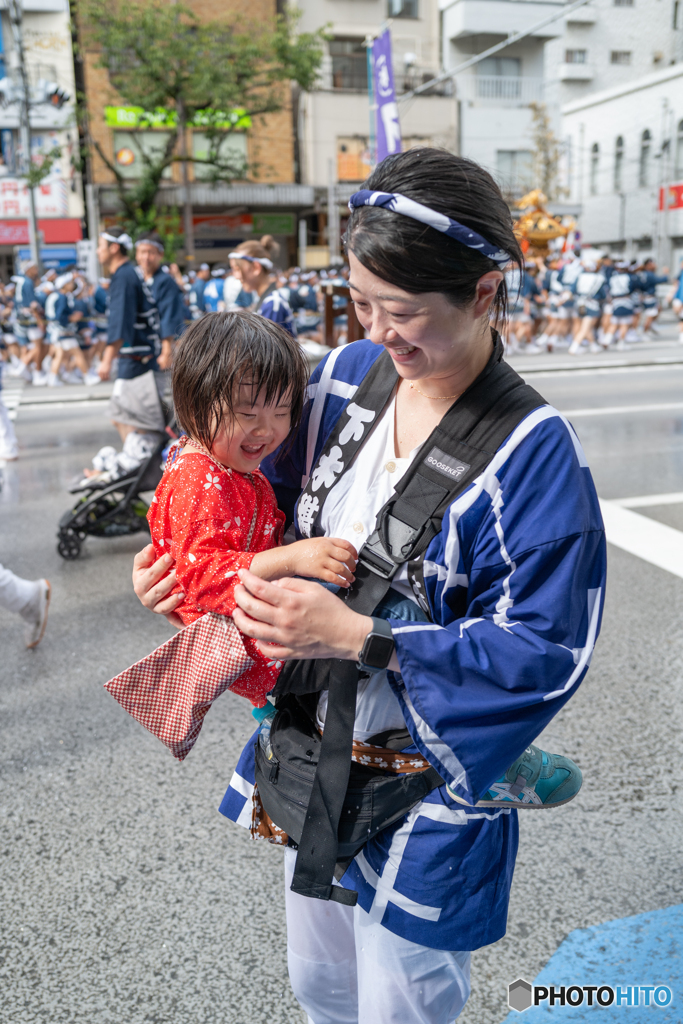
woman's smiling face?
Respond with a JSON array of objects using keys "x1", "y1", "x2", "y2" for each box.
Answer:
[{"x1": 347, "y1": 250, "x2": 502, "y2": 383}]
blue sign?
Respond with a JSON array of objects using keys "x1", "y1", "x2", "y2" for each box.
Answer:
[{"x1": 17, "y1": 246, "x2": 77, "y2": 271}]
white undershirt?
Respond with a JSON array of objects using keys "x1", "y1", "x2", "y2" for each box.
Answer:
[{"x1": 316, "y1": 393, "x2": 423, "y2": 741}]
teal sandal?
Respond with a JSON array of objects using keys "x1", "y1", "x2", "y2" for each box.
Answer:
[{"x1": 447, "y1": 744, "x2": 582, "y2": 809}]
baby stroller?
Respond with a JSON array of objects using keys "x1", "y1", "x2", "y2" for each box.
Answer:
[
  {"x1": 56, "y1": 434, "x2": 175, "y2": 559},
  {"x1": 57, "y1": 370, "x2": 178, "y2": 560}
]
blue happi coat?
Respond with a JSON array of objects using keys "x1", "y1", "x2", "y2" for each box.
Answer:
[{"x1": 219, "y1": 340, "x2": 606, "y2": 951}]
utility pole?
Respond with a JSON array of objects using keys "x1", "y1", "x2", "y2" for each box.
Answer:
[
  {"x1": 177, "y1": 97, "x2": 194, "y2": 269},
  {"x1": 327, "y1": 158, "x2": 342, "y2": 266},
  {"x1": 170, "y1": 0, "x2": 194, "y2": 268},
  {"x1": 7, "y1": 0, "x2": 40, "y2": 268}
]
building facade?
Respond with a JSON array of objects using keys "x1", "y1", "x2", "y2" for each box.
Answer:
[
  {"x1": 297, "y1": 0, "x2": 457, "y2": 185},
  {"x1": 562, "y1": 64, "x2": 683, "y2": 266},
  {"x1": 546, "y1": 0, "x2": 682, "y2": 108},
  {"x1": 440, "y1": 0, "x2": 565, "y2": 195},
  {"x1": 80, "y1": 0, "x2": 312, "y2": 267},
  {"x1": 0, "y1": 0, "x2": 83, "y2": 276},
  {"x1": 440, "y1": 0, "x2": 683, "y2": 203},
  {"x1": 294, "y1": 0, "x2": 457, "y2": 260}
]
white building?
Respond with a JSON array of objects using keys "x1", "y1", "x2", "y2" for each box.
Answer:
[
  {"x1": 546, "y1": 0, "x2": 682, "y2": 107},
  {"x1": 439, "y1": 0, "x2": 683, "y2": 199},
  {"x1": 440, "y1": 0, "x2": 565, "y2": 193},
  {"x1": 562, "y1": 63, "x2": 683, "y2": 266},
  {"x1": 0, "y1": 0, "x2": 84, "y2": 275},
  {"x1": 294, "y1": 0, "x2": 457, "y2": 259}
]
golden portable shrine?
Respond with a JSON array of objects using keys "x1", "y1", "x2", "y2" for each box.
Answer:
[{"x1": 513, "y1": 190, "x2": 575, "y2": 257}]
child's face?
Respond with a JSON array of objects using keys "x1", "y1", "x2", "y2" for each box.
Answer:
[{"x1": 210, "y1": 384, "x2": 292, "y2": 473}]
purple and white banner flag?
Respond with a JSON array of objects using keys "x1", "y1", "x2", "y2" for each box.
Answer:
[{"x1": 371, "y1": 28, "x2": 402, "y2": 162}]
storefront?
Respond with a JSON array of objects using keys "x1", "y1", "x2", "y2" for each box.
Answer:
[
  {"x1": 98, "y1": 182, "x2": 316, "y2": 269},
  {"x1": 0, "y1": 175, "x2": 83, "y2": 275}
]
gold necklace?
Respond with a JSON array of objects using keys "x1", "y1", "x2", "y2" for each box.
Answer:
[{"x1": 408, "y1": 380, "x2": 461, "y2": 401}]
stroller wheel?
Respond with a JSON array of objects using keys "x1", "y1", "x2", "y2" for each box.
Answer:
[{"x1": 57, "y1": 529, "x2": 83, "y2": 560}]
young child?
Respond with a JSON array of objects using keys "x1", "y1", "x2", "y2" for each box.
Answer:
[{"x1": 146, "y1": 310, "x2": 357, "y2": 708}]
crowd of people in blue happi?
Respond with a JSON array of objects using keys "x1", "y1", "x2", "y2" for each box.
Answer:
[{"x1": 505, "y1": 251, "x2": 677, "y2": 355}]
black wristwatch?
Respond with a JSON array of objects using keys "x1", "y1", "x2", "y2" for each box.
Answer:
[{"x1": 357, "y1": 617, "x2": 395, "y2": 673}]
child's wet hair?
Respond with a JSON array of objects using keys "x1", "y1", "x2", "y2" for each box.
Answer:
[{"x1": 172, "y1": 311, "x2": 309, "y2": 450}]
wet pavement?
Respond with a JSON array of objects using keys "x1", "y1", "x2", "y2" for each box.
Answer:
[{"x1": 1, "y1": 340, "x2": 683, "y2": 1023}]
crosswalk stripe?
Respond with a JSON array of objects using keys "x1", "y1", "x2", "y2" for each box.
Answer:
[
  {"x1": 600, "y1": 499, "x2": 683, "y2": 580},
  {"x1": 563, "y1": 401, "x2": 683, "y2": 418},
  {"x1": 611, "y1": 491, "x2": 683, "y2": 508}
]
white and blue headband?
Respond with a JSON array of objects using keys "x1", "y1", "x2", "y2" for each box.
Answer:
[
  {"x1": 102, "y1": 231, "x2": 133, "y2": 250},
  {"x1": 135, "y1": 237, "x2": 165, "y2": 253},
  {"x1": 348, "y1": 190, "x2": 511, "y2": 265},
  {"x1": 228, "y1": 252, "x2": 274, "y2": 271}
]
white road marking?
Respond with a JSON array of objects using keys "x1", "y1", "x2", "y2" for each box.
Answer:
[
  {"x1": 522, "y1": 362, "x2": 683, "y2": 380},
  {"x1": 611, "y1": 492, "x2": 683, "y2": 509},
  {"x1": 562, "y1": 402, "x2": 683, "y2": 418},
  {"x1": 19, "y1": 399, "x2": 109, "y2": 411},
  {"x1": 1, "y1": 379, "x2": 26, "y2": 420},
  {"x1": 600, "y1": 499, "x2": 683, "y2": 580}
]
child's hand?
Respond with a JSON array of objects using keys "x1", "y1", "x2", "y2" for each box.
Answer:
[{"x1": 286, "y1": 537, "x2": 358, "y2": 588}]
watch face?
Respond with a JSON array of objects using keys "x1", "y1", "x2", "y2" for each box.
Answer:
[{"x1": 364, "y1": 631, "x2": 395, "y2": 669}]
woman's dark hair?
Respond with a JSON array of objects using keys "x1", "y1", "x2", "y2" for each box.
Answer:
[
  {"x1": 172, "y1": 311, "x2": 309, "y2": 450},
  {"x1": 345, "y1": 148, "x2": 522, "y2": 323}
]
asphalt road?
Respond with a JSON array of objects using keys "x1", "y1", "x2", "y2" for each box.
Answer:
[{"x1": 1, "y1": 342, "x2": 683, "y2": 1024}]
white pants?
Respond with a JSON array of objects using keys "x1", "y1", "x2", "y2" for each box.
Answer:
[
  {"x1": 0, "y1": 563, "x2": 37, "y2": 615},
  {"x1": 284, "y1": 848, "x2": 471, "y2": 1024},
  {"x1": 0, "y1": 396, "x2": 18, "y2": 458}
]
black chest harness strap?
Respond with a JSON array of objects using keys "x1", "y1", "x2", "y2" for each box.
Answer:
[{"x1": 267, "y1": 334, "x2": 546, "y2": 906}]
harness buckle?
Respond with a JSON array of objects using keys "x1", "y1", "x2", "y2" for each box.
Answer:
[{"x1": 357, "y1": 508, "x2": 425, "y2": 580}]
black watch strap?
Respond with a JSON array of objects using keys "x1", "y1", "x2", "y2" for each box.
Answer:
[{"x1": 357, "y1": 616, "x2": 395, "y2": 672}]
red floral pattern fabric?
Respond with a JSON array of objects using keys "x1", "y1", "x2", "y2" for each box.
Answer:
[{"x1": 147, "y1": 440, "x2": 286, "y2": 706}]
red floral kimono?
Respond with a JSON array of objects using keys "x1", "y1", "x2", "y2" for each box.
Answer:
[{"x1": 147, "y1": 438, "x2": 286, "y2": 706}]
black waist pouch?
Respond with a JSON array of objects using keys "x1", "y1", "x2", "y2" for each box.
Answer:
[{"x1": 254, "y1": 698, "x2": 443, "y2": 860}]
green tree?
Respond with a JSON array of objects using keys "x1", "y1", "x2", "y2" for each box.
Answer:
[
  {"x1": 79, "y1": 0, "x2": 325, "y2": 238},
  {"x1": 529, "y1": 102, "x2": 566, "y2": 201}
]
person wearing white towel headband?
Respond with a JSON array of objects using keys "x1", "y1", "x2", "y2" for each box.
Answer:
[
  {"x1": 132, "y1": 149, "x2": 605, "y2": 1024},
  {"x1": 135, "y1": 231, "x2": 186, "y2": 370},
  {"x1": 229, "y1": 236, "x2": 295, "y2": 336}
]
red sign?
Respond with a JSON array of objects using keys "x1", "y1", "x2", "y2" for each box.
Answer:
[
  {"x1": 0, "y1": 218, "x2": 82, "y2": 245},
  {"x1": 659, "y1": 183, "x2": 683, "y2": 211},
  {"x1": 192, "y1": 213, "x2": 252, "y2": 239}
]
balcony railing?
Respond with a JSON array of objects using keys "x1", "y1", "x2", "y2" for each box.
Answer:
[
  {"x1": 317, "y1": 56, "x2": 453, "y2": 96},
  {"x1": 458, "y1": 75, "x2": 545, "y2": 106}
]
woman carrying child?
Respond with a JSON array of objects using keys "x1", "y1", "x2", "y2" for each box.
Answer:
[{"x1": 132, "y1": 148, "x2": 606, "y2": 1024}]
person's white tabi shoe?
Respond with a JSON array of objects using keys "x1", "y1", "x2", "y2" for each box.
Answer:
[{"x1": 21, "y1": 579, "x2": 51, "y2": 648}]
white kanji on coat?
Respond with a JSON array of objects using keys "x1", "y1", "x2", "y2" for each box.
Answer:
[
  {"x1": 297, "y1": 493, "x2": 320, "y2": 538},
  {"x1": 339, "y1": 403, "x2": 375, "y2": 446},
  {"x1": 311, "y1": 445, "x2": 343, "y2": 492}
]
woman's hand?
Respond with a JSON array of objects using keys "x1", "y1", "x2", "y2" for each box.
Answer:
[
  {"x1": 232, "y1": 569, "x2": 372, "y2": 663},
  {"x1": 132, "y1": 543, "x2": 185, "y2": 628}
]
